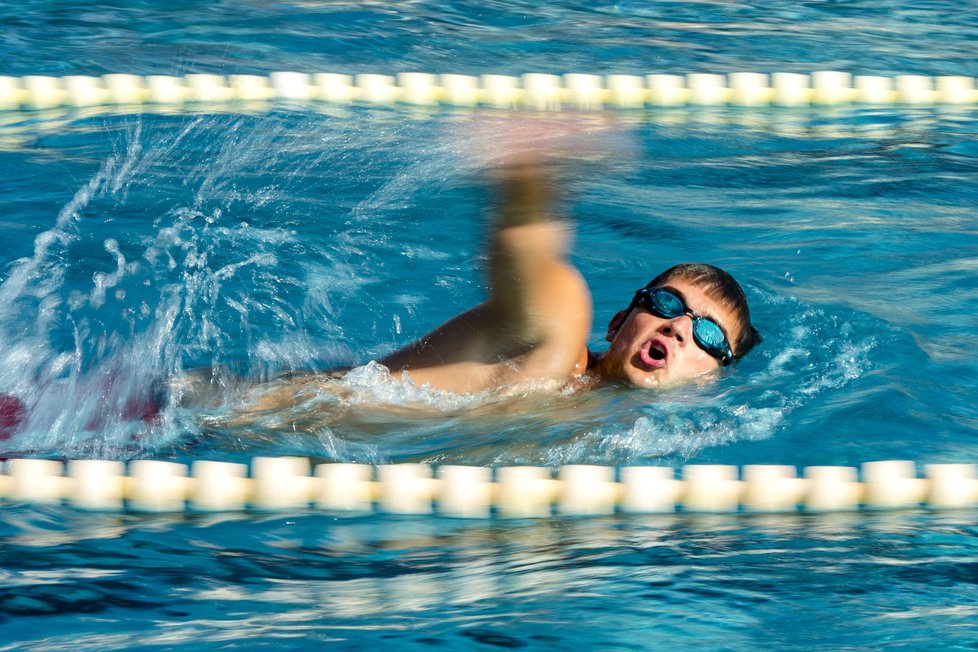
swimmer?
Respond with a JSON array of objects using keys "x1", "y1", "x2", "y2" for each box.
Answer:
[
  {"x1": 170, "y1": 140, "x2": 763, "y2": 437},
  {"x1": 377, "y1": 156, "x2": 761, "y2": 394},
  {"x1": 0, "y1": 143, "x2": 761, "y2": 441},
  {"x1": 201, "y1": 144, "x2": 764, "y2": 430}
]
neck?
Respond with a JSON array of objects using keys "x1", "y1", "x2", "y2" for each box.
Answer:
[
  {"x1": 570, "y1": 347, "x2": 595, "y2": 378},
  {"x1": 585, "y1": 348, "x2": 598, "y2": 372},
  {"x1": 571, "y1": 348, "x2": 611, "y2": 391}
]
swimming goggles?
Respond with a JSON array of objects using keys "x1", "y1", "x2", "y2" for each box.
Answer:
[{"x1": 629, "y1": 287, "x2": 734, "y2": 365}]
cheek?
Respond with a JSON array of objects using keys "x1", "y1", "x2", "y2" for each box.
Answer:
[{"x1": 673, "y1": 348, "x2": 720, "y2": 378}]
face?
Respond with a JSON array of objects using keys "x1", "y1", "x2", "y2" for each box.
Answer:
[{"x1": 594, "y1": 278, "x2": 740, "y2": 388}]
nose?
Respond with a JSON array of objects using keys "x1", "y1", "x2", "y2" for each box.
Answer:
[{"x1": 658, "y1": 314, "x2": 693, "y2": 344}]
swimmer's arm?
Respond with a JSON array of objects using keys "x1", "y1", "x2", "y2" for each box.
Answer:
[
  {"x1": 380, "y1": 162, "x2": 591, "y2": 382},
  {"x1": 484, "y1": 163, "x2": 592, "y2": 369}
]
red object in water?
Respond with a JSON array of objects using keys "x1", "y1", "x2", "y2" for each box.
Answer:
[
  {"x1": 122, "y1": 393, "x2": 164, "y2": 424},
  {"x1": 0, "y1": 395, "x2": 27, "y2": 440},
  {"x1": 85, "y1": 374, "x2": 166, "y2": 430}
]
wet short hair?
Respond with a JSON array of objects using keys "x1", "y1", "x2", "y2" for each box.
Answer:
[{"x1": 644, "y1": 263, "x2": 761, "y2": 360}]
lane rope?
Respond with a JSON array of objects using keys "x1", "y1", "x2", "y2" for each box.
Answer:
[
  {"x1": 1, "y1": 72, "x2": 976, "y2": 112},
  {"x1": 1, "y1": 457, "x2": 975, "y2": 516}
]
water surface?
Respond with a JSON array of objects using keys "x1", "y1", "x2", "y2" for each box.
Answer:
[{"x1": 1, "y1": 1, "x2": 977, "y2": 649}]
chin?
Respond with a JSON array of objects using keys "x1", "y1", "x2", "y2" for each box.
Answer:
[
  {"x1": 624, "y1": 367, "x2": 665, "y2": 389},
  {"x1": 633, "y1": 368, "x2": 706, "y2": 389}
]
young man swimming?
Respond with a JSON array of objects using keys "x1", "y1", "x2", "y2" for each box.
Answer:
[
  {"x1": 0, "y1": 139, "x2": 761, "y2": 443},
  {"x1": 0, "y1": 152, "x2": 760, "y2": 442},
  {"x1": 377, "y1": 158, "x2": 761, "y2": 394},
  {"x1": 180, "y1": 148, "x2": 762, "y2": 430}
]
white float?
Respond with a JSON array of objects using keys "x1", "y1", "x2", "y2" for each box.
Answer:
[
  {"x1": 0, "y1": 72, "x2": 971, "y2": 112},
  {"x1": 0, "y1": 458, "x2": 974, "y2": 517}
]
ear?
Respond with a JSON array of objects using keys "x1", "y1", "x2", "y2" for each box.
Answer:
[{"x1": 605, "y1": 310, "x2": 628, "y2": 342}]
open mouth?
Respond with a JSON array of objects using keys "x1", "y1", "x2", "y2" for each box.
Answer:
[{"x1": 637, "y1": 340, "x2": 668, "y2": 370}]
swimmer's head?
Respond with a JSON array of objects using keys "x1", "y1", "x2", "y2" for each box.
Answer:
[
  {"x1": 594, "y1": 263, "x2": 761, "y2": 388},
  {"x1": 643, "y1": 263, "x2": 761, "y2": 361}
]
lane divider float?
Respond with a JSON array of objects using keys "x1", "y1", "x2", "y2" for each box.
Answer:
[
  {"x1": 1, "y1": 72, "x2": 977, "y2": 112},
  {"x1": 1, "y1": 458, "x2": 976, "y2": 516}
]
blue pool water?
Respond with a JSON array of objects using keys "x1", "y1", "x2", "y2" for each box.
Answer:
[{"x1": 1, "y1": 1, "x2": 978, "y2": 649}]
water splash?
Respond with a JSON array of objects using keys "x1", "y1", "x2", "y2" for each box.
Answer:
[{"x1": 0, "y1": 112, "x2": 379, "y2": 457}]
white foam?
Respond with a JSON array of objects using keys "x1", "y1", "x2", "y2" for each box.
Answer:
[{"x1": 336, "y1": 361, "x2": 489, "y2": 411}]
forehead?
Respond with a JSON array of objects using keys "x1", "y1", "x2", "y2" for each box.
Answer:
[{"x1": 656, "y1": 278, "x2": 739, "y2": 334}]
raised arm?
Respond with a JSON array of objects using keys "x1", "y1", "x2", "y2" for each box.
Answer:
[
  {"x1": 380, "y1": 158, "x2": 592, "y2": 391},
  {"x1": 485, "y1": 161, "x2": 588, "y2": 348}
]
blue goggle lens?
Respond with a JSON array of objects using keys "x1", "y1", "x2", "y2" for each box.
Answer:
[
  {"x1": 692, "y1": 319, "x2": 726, "y2": 350},
  {"x1": 650, "y1": 290, "x2": 685, "y2": 317}
]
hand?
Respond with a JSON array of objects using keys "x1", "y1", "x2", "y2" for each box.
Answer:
[{"x1": 459, "y1": 112, "x2": 626, "y2": 176}]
